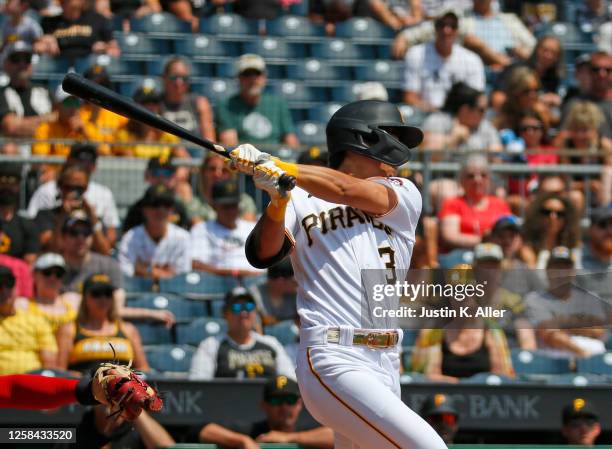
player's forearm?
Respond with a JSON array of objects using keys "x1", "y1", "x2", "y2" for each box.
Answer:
[
  {"x1": 133, "y1": 411, "x2": 175, "y2": 449},
  {"x1": 199, "y1": 423, "x2": 249, "y2": 448},
  {"x1": 248, "y1": 212, "x2": 288, "y2": 263},
  {"x1": 292, "y1": 427, "x2": 335, "y2": 449}
]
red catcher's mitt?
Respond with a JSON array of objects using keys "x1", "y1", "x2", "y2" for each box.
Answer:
[{"x1": 92, "y1": 362, "x2": 163, "y2": 421}]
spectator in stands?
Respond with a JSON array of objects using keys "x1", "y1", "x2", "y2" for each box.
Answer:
[
  {"x1": 392, "y1": 0, "x2": 535, "y2": 66},
  {"x1": 493, "y1": 35, "x2": 564, "y2": 110},
  {"x1": 421, "y1": 82, "x2": 501, "y2": 155},
  {"x1": 27, "y1": 143, "x2": 120, "y2": 247},
  {"x1": 207, "y1": 0, "x2": 286, "y2": 20},
  {"x1": 217, "y1": 54, "x2": 299, "y2": 148},
  {"x1": 195, "y1": 375, "x2": 333, "y2": 448},
  {"x1": 0, "y1": 163, "x2": 39, "y2": 265},
  {"x1": 554, "y1": 101, "x2": 612, "y2": 207},
  {"x1": 575, "y1": 0, "x2": 611, "y2": 32},
  {"x1": 1, "y1": 0, "x2": 43, "y2": 64},
  {"x1": 95, "y1": 0, "x2": 161, "y2": 20},
  {"x1": 419, "y1": 394, "x2": 459, "y2": 445},
  {"x1": 76, "y1": 405, "x2": 175, "y2": 449},
  {"x1": 79, "y1": 63, "x2": 128, "y2": 155},
  {"x1": 369, "y1": 0, "x2": 424, "y2": 31},
  {"x1": 577, "y1": 208, "x2": 612, "y2": 304},
  {"x1": 493, "y1": 66, "x2": 553, "y2": 132},
  {"x1": 309, "y1": 0, "x2": 371, "y2": 35},
  {"x1": 0, "y1": 264, "x2": 57, "y2": 374},
  {"x1": 59, "y1": 210, "x2": 176, "y2": 327},
  {"x1": 114, "y1": 84, "x2": 190, "y2": 159},
  {"x1": 16, "y1": 253, "x2": 78, "y2": 339},
  {"x1": 521, "y1": 192, "x2": 580, "y2": 269},
  {"x1": 525, "y1": 247, "x2": 608, "y2": 358},
  {"x1": 0, "y1": 41, "x2": 54, "y2": 144},
  {"x1": 561, "y1": 399, "x2": 601, "y2": 446},
  {"x1": 402, "y1": 11, "x2": 485, "y2": 112},
  {"x1": 118, "y1": 184, "x2": 191, "y2": 280},
  {"x1": 562, "y1": 51, "x2": 612, "y2": 138},
  {"x1": 438, "y1": 154, "x2": 511, "y2": 266},
  {"x1": 57, "y1": 273, "x2": 150, "y2": 373},
  {"x1": 189, "y1": 287, "x2": 295, "y2": 380},
  {"x1": 0, "y1": 254, "x2": 33, "y2": 298},
  {"x1": 562, "y1": 54, "x2": 593, "y2": 109},
  {"x1": 252, "y1": 258, "x2": 297, "y2": 326},
  {"x1": 179, "y1": 152, "x2": 256, "y2": 224},
  {"x1": 489, "y1": 215, "x2": 545, "y2": 298},
  {"x1": 37, "y1": 0, "x2": 120, "y2": 59},
  {"x1": 32, "y1": 86, "x2": 89, "y2": 158},
  {"x1": 190, "y1": 179, "x2": 263, "y2": 276},
  {"x1": 161, "y1": 56, "x2": 215, "y2": 142},
  {"x1": 33, "y1": 164, "x2": 114, "y2": 255}
]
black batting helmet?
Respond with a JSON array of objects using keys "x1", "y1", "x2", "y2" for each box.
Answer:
[{"x1": 326, "y1": 100, "x2": 423, "y2": 168}]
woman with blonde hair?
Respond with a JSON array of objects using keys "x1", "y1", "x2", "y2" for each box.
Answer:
[{"x1": 56, "y1": 274, "x2": 149, "y2": 374}]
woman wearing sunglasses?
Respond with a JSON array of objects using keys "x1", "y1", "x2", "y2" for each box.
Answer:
[
  {"x1": 56, "y1": 273, "x2": 149, "y2": 375},
  {"x1": 521, "y1": 192, "x2": 581, "y2": 268}
]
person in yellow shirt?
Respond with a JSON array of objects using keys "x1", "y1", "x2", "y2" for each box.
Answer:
[
  {"x1": 113, "y1": 84, "x2": 189, "y2": 160},
  {"x1": 0, "y1": 265, "x2": 57, "y2": 375}
]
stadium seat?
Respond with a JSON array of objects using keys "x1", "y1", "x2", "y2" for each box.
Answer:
[
  {"x1": 269, "y1": 81, "x2": 327, "y2": 103},
  {"x1": 546, "y1": 373, "x2": 610, "y2": 386},
  {"x1": 146, "y1": 59, "x2": 213, "y2": 77},
  {"x1": 158, "y1": 272, "x2": 238, "y2": 298},
  {"x1": 295, "y1": 121, "x2": 327, "y2": 145},
  {"x1": 200, "y1": 14, "x2": 258, "y2": 35},
  {"x1": 240, "y1": 275, "x2": 268, "y2": 289},
  {"x1": 402, "y1": 329, "x2": 419, "y2": 347},
  {"x1": 115, "y1": 33, "x2": 171, "y2": 55},
  {"x1": 511, "y1": 350, "x2": 573, "y2": 375},
  {"x1": 191, "y1": 78, "x2": 238, "y2": 104},
  {"x1": 462, "y1": 373, "x2": 522, "y2": 385},
  {"x1": 335, "y1": 17, "x2": 395, "y2": 40},
  {"x1": 286, "y1": 60, "x2": 351, "y2": 81},
  {"x1": 131, "y1": 12, "x2": 191, "y2": 34},
  {"x1": 134, "y1": 322, "x2": 173, "y2": 345},
  {"x1": 535, "y1": 22, "x2": 583, "y2": 44},
  {"x1": 398, "y1": 104, "x2": 428, "y2": 126},
  {"x1": 176, "y1": 317, "x2": 227, "y2": 346},
  {"x1": 31, "y1": 55, "x2": 70, "y2": 76},
  {"x1": 289, "y1": 1, "x2": 309, "y2": 16},
  {"x1": 330, "y1": 83, "x2": 363, "y2": 102},
  {"x1": 126, "y1": 293, "x2": 207, "y2": 322},
  {"x1": 173, "y1": 35, "x2": 237, "y2": 57},
  {"x1": 576, "y1": 352, "x2": 612, "y2": 375},
  {"x1": 264, "y1": 320, "x2": 299, "y2": 346},
  {"x1": 354, "y1": 61, "x2": 403, "y2": 83},
  {"x1": 267, "y1": 15, "x2": 325, "y2": 37},
  {"x1": 122, "y1": 275, "x2": 154, "y2": 293},
  {"x1": 145, "y1": 344, "x2": 195, "y2": 373},
  {"x1": 311, "y1": 40, "x2": 376, "y2": 61},
  {"x1": 308, "y1": 103, "x2": 343, "y2": 122},
  {"x1": 75, "y1": 55, "x2": 142, "y2": 76},
  {"x1": 243, "y1": 38, "x2": 306, "y2": 60}
]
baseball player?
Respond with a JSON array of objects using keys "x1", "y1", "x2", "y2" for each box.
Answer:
[{"x1": 230, "y1": 100, "x2": 447, "y2": 449}]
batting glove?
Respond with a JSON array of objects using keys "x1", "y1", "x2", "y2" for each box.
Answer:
[
  {"x1": 230, "y1": 144, "x2": 271, "y2": 175},
  {"x1": 254, "y1": 161, "x2": 290, "y2": 199}
]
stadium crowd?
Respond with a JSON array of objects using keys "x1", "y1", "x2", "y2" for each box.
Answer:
[{"x1": 0, "y1": 0, "x2": 611, "y2": 446}]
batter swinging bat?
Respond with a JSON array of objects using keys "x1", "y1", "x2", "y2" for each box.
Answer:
[{"x1": 61, "y1": 72, "x2": 297, "y2": 192}]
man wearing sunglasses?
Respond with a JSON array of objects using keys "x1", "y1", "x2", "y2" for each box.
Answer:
[
  {"x1": 577, "y1": 207, "x2": 612, "y2": 304},
  {"x1": 561, "y1": 398, "x2": 601, "y2": 446},
  {"x1": 420, "y1": 394, "x2": 459, "y2": 445},
  {"x1": 196, "y1": 375, "x2": 333, "y2": 449},
  {"x1": 189, "y1": 287, "x2": 294, "y2": 381}
]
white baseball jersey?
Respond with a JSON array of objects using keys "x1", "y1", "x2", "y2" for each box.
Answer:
[
  {"x1": 118, "y1": 223, "x2": 191, "y2": 276},
  {"x1": 284, "y1": 177, "x2": 422, "y2": 329}
]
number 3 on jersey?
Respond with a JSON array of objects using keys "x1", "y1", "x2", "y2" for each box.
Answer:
[{"x1": 378, "y1": 246, "x2": 397, "y2": 284}]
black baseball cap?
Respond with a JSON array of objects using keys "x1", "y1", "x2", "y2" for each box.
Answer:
[
  {"x1": 84, "y1": 63, "x2": 111, "y2": 89},
  {"x1": 224, "y1": 287, "x2": 255, "y2": 306},
  {"x1": 435, "y1": 11, "x2": 459, "y2": 27},
  {"x1": 0, "y1": 265, "x2": 16, "y2": 289},
  {"x1": 491, "y1": 215, "x2": 521, "y2": 235},
  {"x1": 147, "y1": 154, "x2": 175, "y2": 174},
  {"x1": 297, "y1": 146, "x2": 329, "y2": 166},
  {"x1": 133, "y1": 84, "x2": 162, "y2": 104},
  {"x1": 212, "y1": 179, "x2": 240, "y2": 205},
  {"x1": 547, "y1": 246, "x2": 574, "y2": 266},
  {"x1": 562, "y1": 398, "x2": 599, "y2": 424},
  {"x1": 82, "y1": 273, "x2": 116, "y2": 297},
  {"x1": 142, "y1": 184, "x2": 175, "y2": 207},
  {"x1": 62, "y1": 210, "x2": 93, "y2": 231},
  {"x1": 69, "y1": 143, "x2": 98, "y2": 164},
  {"x1": 263, "y1": 375, "x2": 300, "y2": 401},
  {"x1": 420, "y1": 394, "x2": 458, "y2": 418},
  {"x1": 5, "y1": 41, "x2": 33, "y2": 58}
]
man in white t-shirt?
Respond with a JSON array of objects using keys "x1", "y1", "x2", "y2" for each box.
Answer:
[
  {"x1": 118, "y1": 184, "x2": 191, "y2": 280},
  {"x1": 402, "y1": 11, "x2": 485, "y2": 112},
  {"x1": 190, "y1": 179, "x2": 263, "y2": 276},
  {"x1": 26, "y1": 143, "x2": 119, "y2": 246}
]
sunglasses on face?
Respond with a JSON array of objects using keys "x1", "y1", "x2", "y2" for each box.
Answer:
[
  {"x1": 8, "y1": 53, "x2": 31, "y2": 65},
  {"x1": 60, "y1": 184, "x2": 86, "y2": 194},
  {"x1": 168, "y1": 74, "x2": 189, "y2": 82},
  {"x1": 540, "y1": 208, "x2": 565, "y2": 218},
  {"x1": 466, "y1": 172, "x2": 488, "y2": 179},
  {"x1": 520, "y1": 124, "x2": 543, "y2": 132},
  {"x1": 266, "y1": 395, "x2": 300, "y2": 406},
  {"x1": 427, "y1": 414, "x2": 457, "y2": 426},
  {"x1": 435, "y1": 21, "x2": 458, "y2": 30},
  {"x1": 149, "y1": 200, "x2": 174, "y2": 209},
  {"x1": 151, "y1": 168, "x2": 175, "y2": 178},
  {"x1": 89, "y1": 289, "x2": 114, "y2": 299},
  {"x1": 66, "y1": 228, "x2": 92, "y2": 238},
  {"x1": 590, "y1": 65, "x2": 612, "y2": 75},
  {"x1": 567, "y1": 417, "x2": 598, "y2": 428},
  {"x1": 594, "y1": 219, "x2": 612, "y2": 230},
  {"x1": 230, "y1": 301, "x2": 256, "y2": 314},
  {"x1": 41, "y1": 268, "x2": 64, "y2": 279}
]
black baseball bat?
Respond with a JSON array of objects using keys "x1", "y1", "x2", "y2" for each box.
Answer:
[{"x1": 61, "y1": 72, "x2": 296, "y2": 191}]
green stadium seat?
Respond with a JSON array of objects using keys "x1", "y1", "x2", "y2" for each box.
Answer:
[
  {"x1": 115, "y1": 33, "x2": 172, "y2": 55},
  {"x1": 134, "y1": 322, "x2": 173, "y2": 345},
  {"x1": 287, "y1": 59, "x2": 351, "y2": 81},
  {"x1": 158, "y1": 272, "x2": 238, "y2": 299},
  {"x1": 335, "y1": 17, "x2": 395, "y2": 40},
  {"x1": 145, "y1": 344, "x2": 195, "y2": 373},
  {"x1": 296, "y1": 121, "x2": 326, "y2": 145},
  {"x1": 267, "y1": 15, "x2": 325, "y2": 37},
  {"x1": 311, "y1": 40, "x2": 376, "y2": 61},
  {"x1": 174, "y1": 36, "x2": 238, "y2": 57},
  {"x1": 122, "y1": 275, "x2": 155, "y2": 293},
  {"x1": 131, "y1": 12, "x2": 192, "y2": 34},
  {"x1": 191, "y1": 78, "x2": 238, "y2": 104},
  {"x1": 264, "y1": 320, "x2": 299, "y2": 346},
  {"x1": 576, "y1": 352, "x2": 612, "y2": 375},
  {"x1": 31, "y1": 55, "x2": 70, "y2": 76},
  {"x1": 462, "y1": 373, "x2": 523, "y2": 384},
  {"x1": 176, "y1": 317, "x2": 227, "y2": 346},
  {"x1": 289, "y1": 1, "x2": 309, "y2": 16},
  {"x1": 354, "y1": 60, "x2": 403, "y2": 83},
  {"x1": 546, "y1": 373, "x2": 610, "y2": 386},
  {"x1": 269, "y1": 81, "x2": 327, "y2": 103},
  {"x1": 75, "y1": 55, "x2": 143, "y2": 76},
  {"x1": 243, "y1": 38, "x2": 306, "y2": 59},
  {"x1": 200, "y1": 14, "x2": 258, "y2": 35},
  {"x1": 308, "y1": 103, "x2": 342, "y2": 122},
  {"x1": 127, "y1": 293, "x2": 207, "y2": 322},
  {"x1": 511, "y1": 349, "x2": 573, "y2": 375}
]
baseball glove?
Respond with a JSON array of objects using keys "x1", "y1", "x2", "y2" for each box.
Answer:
[{"x1": 92, "y1": 362, "x2": 163, "y2": 421}]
